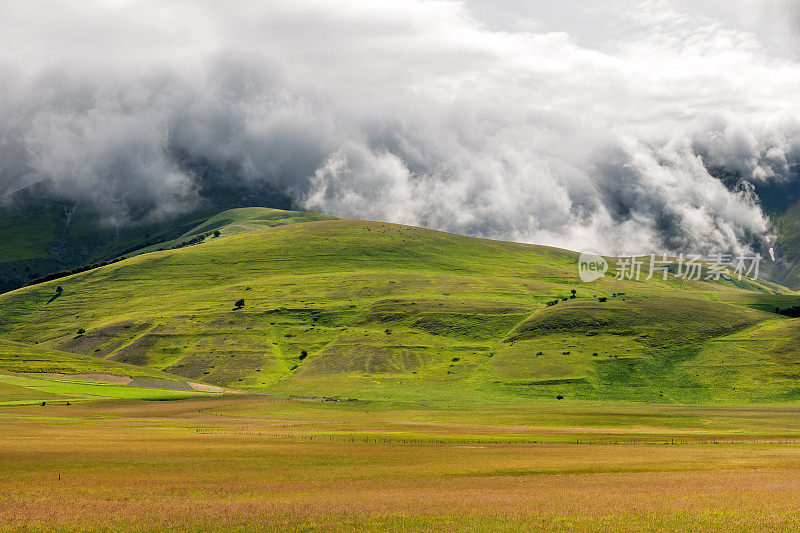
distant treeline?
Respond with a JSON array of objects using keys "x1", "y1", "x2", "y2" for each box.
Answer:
[
  {"x1": 28, "y1": 231, "x2": 219, "y2": 287},
  {"x1": 157, "y1": 231, "x2": 218, "y2": 252},
  {"x1": 28, "y1": 256, "x2": 128, "y2": 286}
]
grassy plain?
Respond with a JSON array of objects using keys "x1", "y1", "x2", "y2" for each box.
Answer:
[{"x1": 3, "y1": 396, "x2": 800, "y2": 531}]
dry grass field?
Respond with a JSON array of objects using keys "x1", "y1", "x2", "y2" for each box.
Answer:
[{"x1": 3, "y1": 396, "x2": 800, "y2": 532}]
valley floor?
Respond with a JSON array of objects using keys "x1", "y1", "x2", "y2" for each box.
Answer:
[{"x1": 3, "y1": 396, "x2": 800, "y2": 531}]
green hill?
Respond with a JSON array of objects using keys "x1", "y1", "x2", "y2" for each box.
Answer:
[
  {"x1": 0, "y1": 209, "x2": 798, "y2": 404},
  {"x1": 123, "y1": 207, "x2": 339, "y2": 257}
]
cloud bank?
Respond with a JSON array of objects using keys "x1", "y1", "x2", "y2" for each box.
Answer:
[{"x1": 2, "y1": 0, "x2": 800, "y2": 255}]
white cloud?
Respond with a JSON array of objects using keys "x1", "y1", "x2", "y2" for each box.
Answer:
[{"x1": 0, "y1": 0, "x2": 798, "y2": 254}]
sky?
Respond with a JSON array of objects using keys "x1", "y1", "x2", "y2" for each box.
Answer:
[{"x1": 1, "y1": 0, "x2": 800, "y2": 255}]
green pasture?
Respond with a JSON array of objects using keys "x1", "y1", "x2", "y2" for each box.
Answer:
[{"x1": 0, "y1": 209, "x2": 798, "y2": 404}]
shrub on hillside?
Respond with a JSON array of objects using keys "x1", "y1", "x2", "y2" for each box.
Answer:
[
  {"x1": 234, "y1": 298, "x2": 245, "y2": 309},
  {"x1": 598, "y1": 297, "x2": 607, "y2": 302},
  {"x1": 776, "y1": 306, "x2": 800, "y2": 318},
  {"x1": 299, "y1": 350, "x2": 308, "y2": 360}
]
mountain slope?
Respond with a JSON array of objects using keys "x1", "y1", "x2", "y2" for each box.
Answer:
[
  {"x1": 0, "y1": 339, "x2": 220, "y2": 405},
  {"x1": 0, "y1": 211, "x2": 798, "y2": 404},
  {"x1": 0, "y1": 180, "x2": 293, "y2": 292},
  {"x1": 767, "y1": 197, "x2": 800, "y2": 289},
  {"x1": 122, "y1": 207, "x2": 339, "y2": 258}
]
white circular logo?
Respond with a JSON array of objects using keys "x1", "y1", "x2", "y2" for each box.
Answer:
[{"x1": 578, "y1": 251, "x2": 608, "y2": 282}]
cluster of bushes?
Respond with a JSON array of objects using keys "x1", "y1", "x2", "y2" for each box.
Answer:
[
  {"x1": 119, "y1": 229, "x2": 222, "y2": 256},
  {"x1": 547, "y1": 289, "x2": 578, "y2": 307},
  {"x1": 161, "y1": 231, "x2": 217, "y2": 252},
  {"x1": 594, "y1": 293, "x2": 623, "y2": 303},
  {"x1": 775, "y1": 306, "x2": 800, "y2": 318},
  {"x1": 545, "y1": 289, "x2": 616, "y2": 305},
  {"x1": 28, "y1": 256, "x2": 128, "y2": 286}
]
